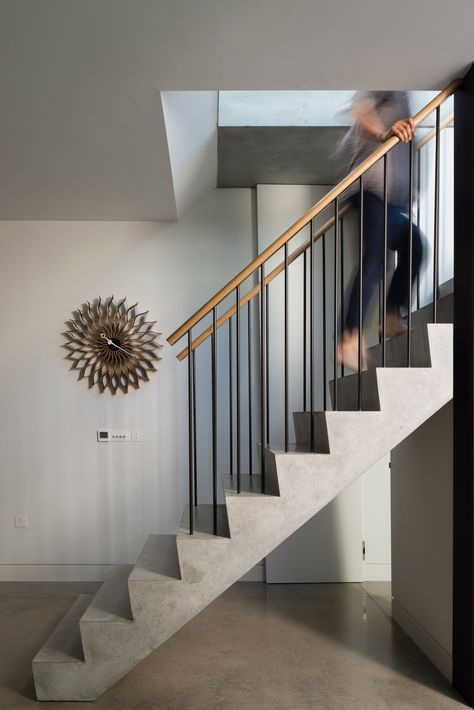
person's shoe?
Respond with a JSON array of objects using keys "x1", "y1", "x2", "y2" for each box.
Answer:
[
  {"x1": 337, "y1": 331, "x2": 368, "y2": 373},
  {"x1": 379, "y1": 312, "x2": 408, "y2": 339}
]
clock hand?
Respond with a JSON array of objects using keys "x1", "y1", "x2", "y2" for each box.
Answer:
[
  {"x1": 100, "y1": 333, "x2": 133, "y2": 357},
  {"x1": 114, "y1": 343, "x2": 133, "y2": 357}
]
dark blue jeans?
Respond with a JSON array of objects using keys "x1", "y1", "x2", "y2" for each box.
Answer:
[{"x1": 345, "y1": 192, "x2": 424, "y2": 332}]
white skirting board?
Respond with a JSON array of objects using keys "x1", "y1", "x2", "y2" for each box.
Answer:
[
  {"x1": 0, "y1": 562, "x2": 265, "y2": 584},
  {"x1": 392, "y1": 598, "x2": 452, "y2": 681},
  {"x1": 0, "y1": 565, "x2": 114, "y2": 582},
  {"x1": 239, "y1": 560, "x2": 265, "y2": 582},
  {"x1": 363, "y1": 563, "x2": 391, "y2": 582}
]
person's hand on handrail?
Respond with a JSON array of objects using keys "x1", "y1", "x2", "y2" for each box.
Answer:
[
  {"x1": 382, "y1": 118, "x2": 416, "y2": 143},
  {"x1": 352, "y1": 97, "x2": 415, "y2": 144}
]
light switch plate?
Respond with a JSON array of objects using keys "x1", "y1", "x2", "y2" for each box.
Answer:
[
  {"x1": 97, "y1": 429, "x2": 134, "y2": 442},
  {"x1": 110, "y1": 430, "x2": 131, "y2": 442}
]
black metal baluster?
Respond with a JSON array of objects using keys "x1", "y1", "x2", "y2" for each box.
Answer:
[
  {"x1": 433, "y1": 105, "x2": 440, "y2": 322},
  {"x1": 229, "y1": 318, "x2": 233, "y2": 477},
  {"x1": 192, "y1": 348, "x2": 197, "y2": 507},
  {"x1": 303, "y1": 248, "x2": 307, "y2": 411},
  {"x1": 378, "y1": 282, "x2": 382, "y2": 344},
  {"x1": 187, "y1": 330, "x2": 194, "y2": 535},
  {"x1": 407, "y1": 140, "x2": 414, "y2": 367},
  {"x1": 265, "y1": 284, "x2": 269, "y2": 445},
  {"x1": 382, "y1": 154, "x2": 388, "y2": 367},
  {"x1": 236, "y1": 287, "x2": 241, "y2": 494},
  {"x1": 211, "y1": 308, "x2": 217, "y2": 534},
  {"x1": 260, "y1": 265, "x2": 266, "y2": 493},
  {"x1": 322, "y1": 232, "x2": 327, "y2": 411},
  {"x1": 416, "y1": 148, "x2": 421, "y2": 310},
  {"x1": 334, "y1": 199, "x2": 339, "y2": 411},
  {"x1": 358, "y1": 180, "x2": 363, "y2": 410},
  {"x1": 284, "y1": 242, "x2": 289, "y2": 452},
  {"x1": 340, "y1": 217, "x2": 345, "y2": 378},
  {"x1": 247, "y1": 300, "x2": 253, "y2": 475},
  {"x1": 310, "y1": 219, "x2": 315, "y2": 450}
]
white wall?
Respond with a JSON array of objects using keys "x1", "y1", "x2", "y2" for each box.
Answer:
[
  {"x1": 218, "y1": 91, "x2": 442, "y2": 129},
  {"x1": 219, "y1": 91, "x2": 356, "y2": 127},
  {"x1": 161, "y1": 92, "x2": 218, "y2": 217},
  {"x1": 417, "y1": 125, "x2": 454, "y2": 305},
  {"x1": 391, "y1": 402, "x2": 453, "y2": 680},
  {"x1": 389, "y1": 124, "x2": 454, "y2": 678},
  {"x1": 0, "y1": 188, "x2": 255, "y2": 581}
]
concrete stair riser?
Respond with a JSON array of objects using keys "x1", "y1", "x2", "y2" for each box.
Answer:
[
  {"x1": 368, "y1": 323, "x2": 432, "y2": 368},
  {"x1": 293, "y1": 411, "x2": 330, "y2": 451}
]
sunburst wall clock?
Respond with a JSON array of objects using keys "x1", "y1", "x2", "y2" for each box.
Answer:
[{"x1": 63, "y1": 296, "x2": 162, "y2": 395}]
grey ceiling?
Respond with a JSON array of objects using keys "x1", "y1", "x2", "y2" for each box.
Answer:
[
  {"x1": 0, "y1": 0, "x2": 472, "y2": 220},
  {"x1": 218, "y1": 127, "x2": 348, "y2": 187}
]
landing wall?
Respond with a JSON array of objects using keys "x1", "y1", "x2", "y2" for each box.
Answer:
[{"x1": 391, "y1": 401, "x2": 453, "y2": 680}]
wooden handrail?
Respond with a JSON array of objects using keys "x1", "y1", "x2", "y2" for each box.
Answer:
[{"x1": 168, "y1": 78, "x2": 461, "y2": 349}]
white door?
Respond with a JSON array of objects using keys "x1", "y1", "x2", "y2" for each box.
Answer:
[
  {"x1": 362, "y1": 454, "x2": 391, "y2": 581},
  {"x1": 266, "y1": 477, "x2": 364, "y2": 583}
]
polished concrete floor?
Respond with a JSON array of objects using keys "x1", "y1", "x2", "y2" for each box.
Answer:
[{"x1": 0, "y1": 581, "x2": 467, "y2": 710}]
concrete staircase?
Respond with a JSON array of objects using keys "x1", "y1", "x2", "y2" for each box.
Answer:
[{"x1": 33, "y1": 321, "x2": 452, "y2": 701}]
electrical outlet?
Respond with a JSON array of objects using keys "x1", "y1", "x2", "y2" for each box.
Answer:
[
  {"x1": 110, "y1": 429, "x2": 131, "y2": 442},
  {"x1": 132, "y1": 430, "x2": 144, "y2": 442},
  {"x1": 15, "y1": 514, "x2": 28, "y2": 528}
]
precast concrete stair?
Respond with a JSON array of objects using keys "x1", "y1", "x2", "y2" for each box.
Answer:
[{"x1": 33, "y1": 321, "x2": 453, "y2": 701}]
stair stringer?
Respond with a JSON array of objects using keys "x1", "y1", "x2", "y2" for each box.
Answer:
[{"x1": 32, "y1": 323, "x2": 452, "y2": 701}]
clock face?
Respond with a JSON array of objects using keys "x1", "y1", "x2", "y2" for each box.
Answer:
[{"x1": 63, "y1": 296, "x2": 162, "y2": 394}]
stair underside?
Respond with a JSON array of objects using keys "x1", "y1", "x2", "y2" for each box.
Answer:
[{"x1": 33, "y1": 322, "x2": 453, "y2": 701}]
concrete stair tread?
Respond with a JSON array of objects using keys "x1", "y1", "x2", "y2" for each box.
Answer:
[
  {"x1": 81, "y1": 565, "x2": 133, "y2": 624},
  {"x1": 129, "y1": 534, "x2": 181, "y2": 583},
  {"x1": 178, "y1": 504, "x2": 230, "y2": 539},
  {"x1": 222, "y1": 474, "x2": 278, "y2": 497},
  {"x1": 265, "y1": 442, "x2": 331, "y2": 454},
  {"x1": 33, "y1": 594, "x2": 92, "y2": 664}
]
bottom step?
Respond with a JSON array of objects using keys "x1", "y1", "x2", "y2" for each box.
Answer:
[{"x1": 33, "y1": 594, "x2": 92, "y2": 664}]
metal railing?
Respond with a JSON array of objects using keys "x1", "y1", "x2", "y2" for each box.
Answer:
[{"x1": 169, "y1": 81, "x2": 459, "y2": 535}]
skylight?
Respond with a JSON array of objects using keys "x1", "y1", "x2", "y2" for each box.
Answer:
[{"x1": 218, "y1": 91, "x2": 449, "y2": 127}]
